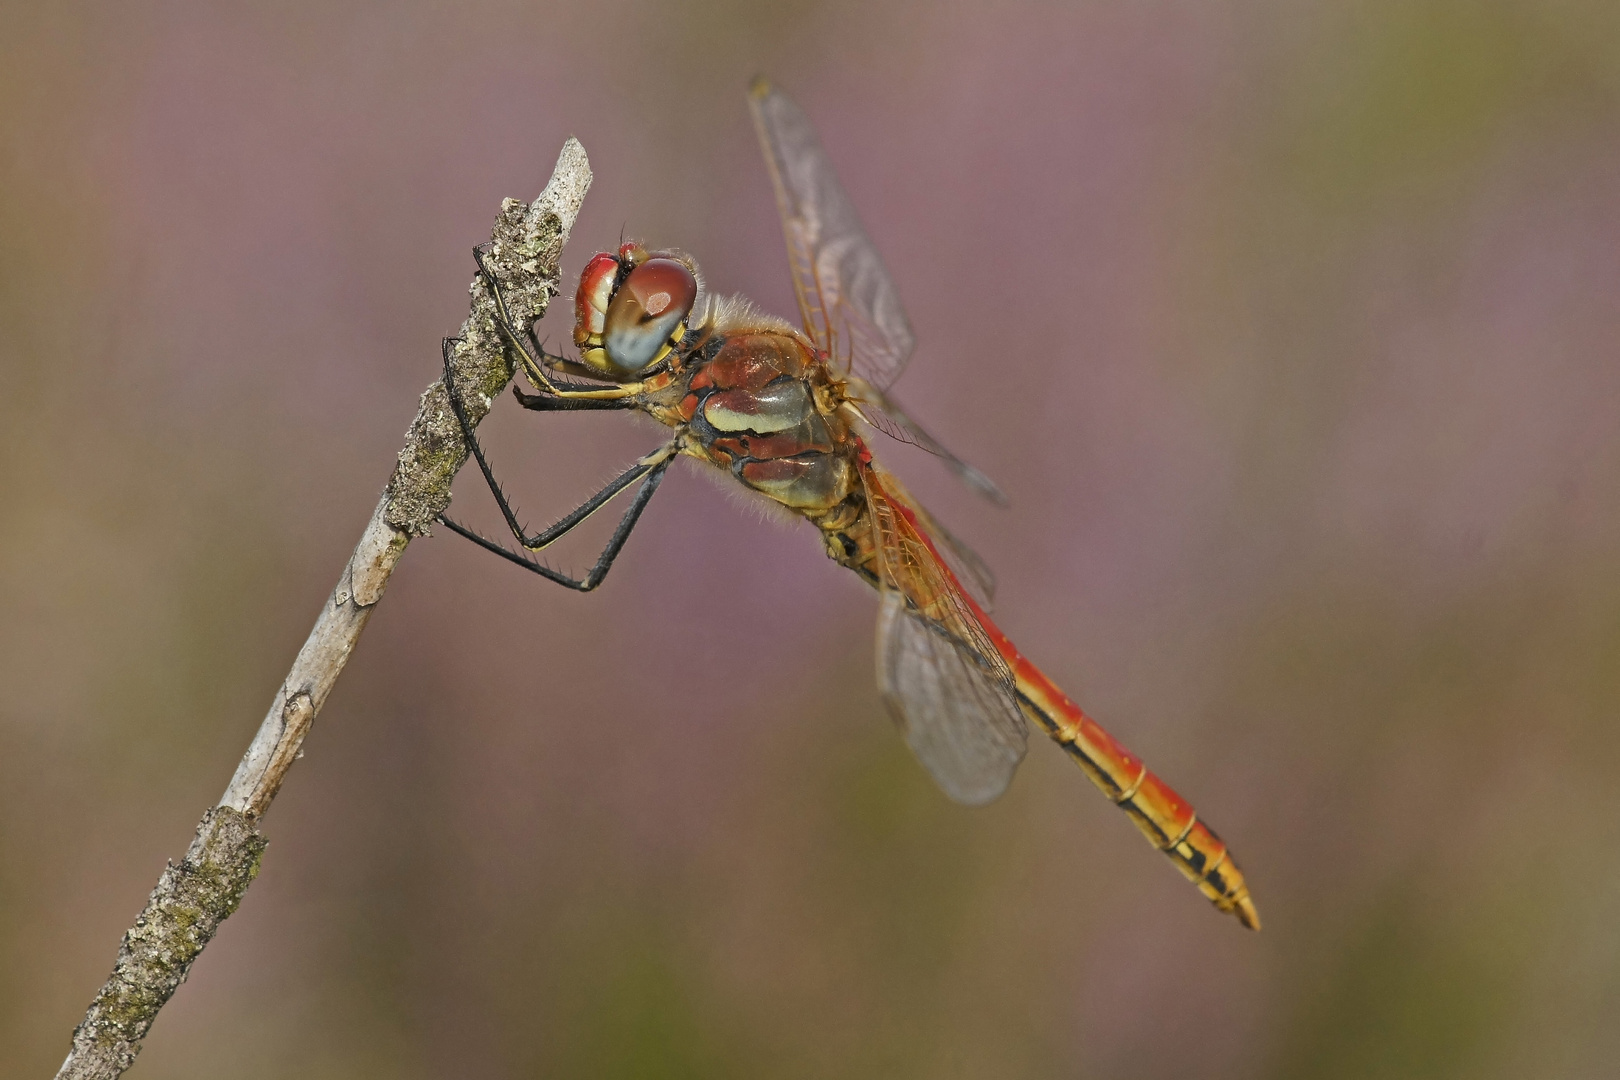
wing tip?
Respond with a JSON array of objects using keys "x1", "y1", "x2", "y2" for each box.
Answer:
[
  {"x1": 748, "y1": 74, "x2": 774, "y2": 101},
  {"x1": 964, "y1": 467, "x2": 1009, "y2": 507},
  {"x1": 942, "y1": 772, "x2": 1017, "y2": 807}
]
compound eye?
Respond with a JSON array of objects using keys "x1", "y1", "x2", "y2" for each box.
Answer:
[
  {"x1": 600, "y1": 257, "x2": 698, "y2": 375},
  {"x1": 573, "y1": 252, "x2": 622, "y2": 348}
]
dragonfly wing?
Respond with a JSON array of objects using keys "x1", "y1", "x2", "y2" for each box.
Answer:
[
  {"x1": 748, "y1": 78, "x2": 916, "y2": 389},
  {"x1": 846, "y1": 378, "x2": 1007, "y2": 505},
  {"x1": 863, "y1": 462, "x2": 1027, "y2": 804},
  {"x1": 867, "y1": 464, "x2": 997, "y2": 608},
  {"x1": 751, "y1": 80, "x2": 1003, "y2": 501},
  {"x1": 906, "y1": 500, "x2": 997, "y2": 611},
  {"x1": 877, "y1": 593, "x2": 1026, "y2": 804}
]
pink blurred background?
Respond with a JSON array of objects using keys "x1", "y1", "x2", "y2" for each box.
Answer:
[{"x1": 6, "y1": 1, "x2": 1620, "y2": 1076}]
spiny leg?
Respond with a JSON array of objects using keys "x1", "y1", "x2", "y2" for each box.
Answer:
[
  {"x1": 511, "y1": 384, "x2": 636, "y2": 412},
  {"x1": 472, "y1": 244, "x2": 634, "y2": 400},
  {"x1": 502, "y1": 296, "x2": 607, "y2": 385},
  {"x1": 440, "y1": 334, "x2": 556, "y2": 544},
  {"x1": 500, "y1": 446, "x2": 675, "y2": 553},
  {"x1": 518, "y1": 320, "x2": 575, "y2": 377},
  {"x1": 438, "y1": 331, "x2": 672, "y2": 542},
  {"x1": 472, "y1": 243, "x2": 555, "y2": 392},
  {"x1": 438, "y1": 332, "x2": 675, "y2": 590},
  {"x1": 439, "y1": 452, "x2": 673, "y2": 592},
  {"x1": 512, "y1": 317, "x2": 621, "y2": 385}
]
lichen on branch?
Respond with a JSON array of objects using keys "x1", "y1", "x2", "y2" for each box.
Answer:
[{"x1": 57, "y1": 809, "x2": 267, "y2": 1080}]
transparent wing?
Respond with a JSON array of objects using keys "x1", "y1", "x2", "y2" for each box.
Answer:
[
  {"x1": 901, "y1": 494, "x2": 997, "y2": 610},
  {"x1": 751, "y1": 78, "x2": 1005, "y2": 503},
  {"x1": 748, "y1": 77, "x2": 915, "y2": 389},
  {"x1": 845, "y1": 378, "x2": 1007, "y2": 505},
  {"x1": 877, "y1": 595, "x2": 1026, "y2": 804},
  {"x1": 862, "y1": 462, "x2": 1027, "y2": 805}
]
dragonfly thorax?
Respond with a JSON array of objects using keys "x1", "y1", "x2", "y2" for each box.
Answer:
[
  {"x1": 674, "y1": 326, "x2": 859, "y2": 515},
  {"x1": 572, "y1": 243, "x2": 699, "y2": 379}
]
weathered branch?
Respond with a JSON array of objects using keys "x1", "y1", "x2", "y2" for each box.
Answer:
[{"x1": 55, "y1": 139, "x2": 593, "y2": 1080}]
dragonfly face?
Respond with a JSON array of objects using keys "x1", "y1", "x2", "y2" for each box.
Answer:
[
  {"x1": 440, "y1": 79, "x2": 1261, "y2": 930},
  {"x1": 572, "y1": 243, "x2": 699, "y2": 379}
]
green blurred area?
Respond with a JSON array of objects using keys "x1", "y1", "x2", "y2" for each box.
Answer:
[{"x1": 6, "y1": 1, "x2": 1620, "y2": 1077}]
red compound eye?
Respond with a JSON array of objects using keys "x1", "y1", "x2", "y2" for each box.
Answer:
[
  {"x1": 618, "y1": 258, "x2": 696, "y2": 321},
  {"x1": 598, "y1": 257, "x2": 698, "y2": 375},
  {"x1": 573, "y1": 252, "x2": 622, "y2": 346}
]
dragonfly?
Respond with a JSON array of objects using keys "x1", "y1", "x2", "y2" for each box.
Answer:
[{"x1": 440, "y1": 78, "x2": 1259, "y2": 930}]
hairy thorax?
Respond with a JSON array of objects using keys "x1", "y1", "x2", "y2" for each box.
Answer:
[{"x1": 639, "y1": 321, "x2": 880, "y2": 583}]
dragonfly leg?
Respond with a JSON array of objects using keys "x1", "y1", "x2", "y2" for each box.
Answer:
[
  {"x1": 511, "y1": 384, "x2": 636, "y2": 412},
  {"x1": 518, "y1": 319, "x2": 574, "y2": 372},
  {"x1": 438, "y1": 334, "x2": 674, "y2": 591},
  {"x1": 473, "y1": 243, "x2": 557, "y2": 392},
  {"x1": 471, "y1": 245, "x2": 635, "y2": 401},
  {"x1": 438, "y1": 454, "x2": 671, "y2": 592}
]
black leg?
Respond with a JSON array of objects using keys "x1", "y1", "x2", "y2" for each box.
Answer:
[
  {"x1": 472, "y1": 244, "x2": 553, "y2": 389},
  {"x1": 438, "y1": 333, "x2": 675, "y2": 590},
  {"x1": 504, "y1": 284, "x2": 604, "y2": 382},
  {"x1": 439, "y1": 453, "x2": 672, "y2": 592},
  {"x1": 471, "y1": 244, "x2": 641, "y2": 396},
  {"x1": 472, "y1": 245, "x2": 610, "y2": 396},
  {"x1": 522, "y1": 321, "x2": 573, "y2": 370},
  {"x1": 521, "y1": 334, "x2": 612, "y2": 383},
  {"x1": 512, "y1": 384, "x2": 635, "y2": 412}
]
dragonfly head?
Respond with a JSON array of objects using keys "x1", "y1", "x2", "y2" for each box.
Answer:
[{"x1": 572, "y1": 242, "x2": 699, "y2": 380}]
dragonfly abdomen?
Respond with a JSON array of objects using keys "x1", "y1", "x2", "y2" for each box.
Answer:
[
  {"x1": 1028, "y1": 690, "x2": 1257, "y2": 928},
  {"x1": 983, "y1": 619, "x2": 1260, "y2": 929}
]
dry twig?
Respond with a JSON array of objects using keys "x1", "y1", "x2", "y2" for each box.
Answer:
[{"x1": 54, "y1": 138, "x2": 593, "y2": 1080}]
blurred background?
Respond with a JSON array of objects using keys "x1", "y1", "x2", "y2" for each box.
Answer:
[{"x1": 5, "y1": 1, "x2": 1620, "y2": 1076}]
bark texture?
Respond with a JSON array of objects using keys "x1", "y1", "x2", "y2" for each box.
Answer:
[
  {"x1": 55, "y1": 138, "x2": 592, "y2": 1080},
  {"x1": 56, "y1": 810, "x2": 266, "y2": 1080}
]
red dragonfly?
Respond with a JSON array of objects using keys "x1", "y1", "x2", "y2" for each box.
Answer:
[{"x1": 442, "y1": 79, "x2": 1259, "y2": 929}]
